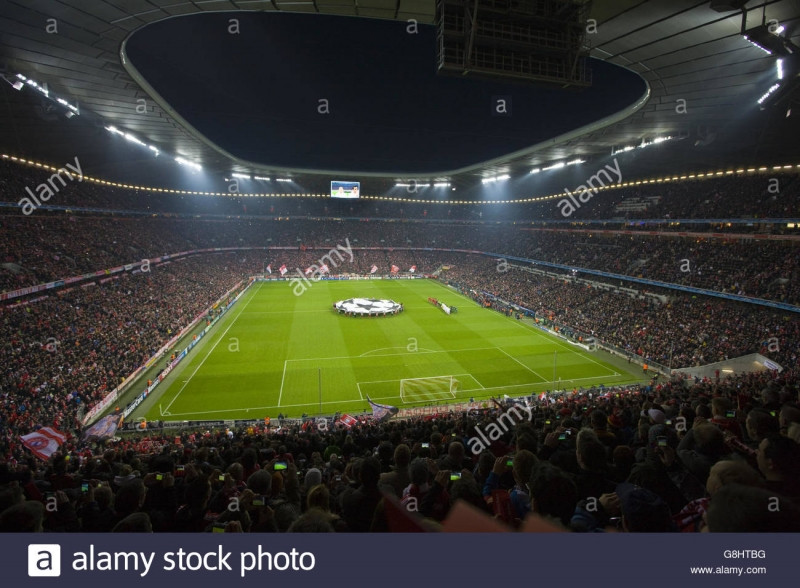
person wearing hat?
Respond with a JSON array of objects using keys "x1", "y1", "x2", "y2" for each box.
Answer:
[
  {"x1": 590, "y1": 409, "x2": 620, "y2": 450},
  {"x1": 614, "y1": 482, "x2": 674, "y2": 532}
]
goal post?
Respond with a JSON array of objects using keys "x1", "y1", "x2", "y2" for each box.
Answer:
[{"x1": 400, "y1": 375, "x2": 460, "y2": 403}]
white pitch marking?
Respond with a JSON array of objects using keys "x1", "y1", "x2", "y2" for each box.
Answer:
[{"x1": 161, "y1": 283, "x2": 261, "y2": 414}]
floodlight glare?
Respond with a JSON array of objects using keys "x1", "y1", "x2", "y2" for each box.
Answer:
[
  {"x1": 757, "y1": 83, "x2": 781, "y2": 104},
  {"x1": 175, "y1": 156, "x2": 202, "y2": 171}
]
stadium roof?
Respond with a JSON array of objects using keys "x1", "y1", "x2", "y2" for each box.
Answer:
[{"x1": 1, "y1": 0, "x2": 799, "y2": 196}]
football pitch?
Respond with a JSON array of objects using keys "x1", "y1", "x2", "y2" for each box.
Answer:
[{"x1": 143, "y1": 279, "x2": 642, "y2": 421}]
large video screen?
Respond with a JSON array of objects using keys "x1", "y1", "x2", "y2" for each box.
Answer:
[{"x1": 331, "y1": 180, "x2": 360, "y2": 199}]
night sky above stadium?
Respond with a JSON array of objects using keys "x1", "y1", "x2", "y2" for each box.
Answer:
[{"x1": 126, "y1": 12, "x2": 646, "y2": 175}]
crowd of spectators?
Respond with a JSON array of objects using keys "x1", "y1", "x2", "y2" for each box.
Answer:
[
  {"x1": 441, "y1": 256, "x2": 799, "y2": 370},
  {"x1": 1, "y1": 367, "x2": 799, "y2": 533},
  {"x1": 1, "y1": 253, "x2": 259, "y2": 442},
  {"x1": 2, "y1": 159, "x2": 800, "y2": 534},
  {"x1": 2, "y1": 244, "x2": 798, "y2": 445},
  {"x1": 2, "y1": 215, "x2": 799, "y2": 304},
  {"x1": 2, "y1": 158, "x2": 799, "y2": 221}
]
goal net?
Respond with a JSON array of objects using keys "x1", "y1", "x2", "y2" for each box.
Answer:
[{"x1": 400, "y1": 376, "x2": 460, "y2": 404}]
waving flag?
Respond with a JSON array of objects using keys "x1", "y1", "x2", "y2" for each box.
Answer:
[
  {"x1": 367, "y1": 396, "x2": 398, "y2": 422},
  {"x1": 390, "y1": 265, "x2": 400, "y2": 274},
  {"x1": 21, "y1": 427, "x2": 67, "y2": 460},
  {"x1": 409, "y1": 265, "x2": 417, "y2": 273},
  {"x1": 304, "y1": 267, "x2": 313, "y2": 275},
  {"x1": 82, "y1": 414, "x2": 122, "y2": 442},
  {"x1": 320, "y1": 264, "x2": 330, "y2": 274},
  {"x1": 370, "y1": 265, "x2": 378, "y2": 274},
  {"x1": 539, "y1": 392, "x2": 549, "y2": 407},
  {"x1": 279, "y1": 264, "x2": 287, "y2": 276},
  {"x1": 339, "y1": 414, "x2": 358, "y2": 429},
  {"x1": 266, "y1": 264, "x2": 272, "y2": 274}
]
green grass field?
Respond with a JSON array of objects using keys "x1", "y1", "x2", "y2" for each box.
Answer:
[{"x1": 143, "y1": 279, "x2": 641, "y2": 421}]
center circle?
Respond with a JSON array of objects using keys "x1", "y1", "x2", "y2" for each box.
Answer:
[{"x1": 334, "y1": 298, "x2": 403, "y2": 317}]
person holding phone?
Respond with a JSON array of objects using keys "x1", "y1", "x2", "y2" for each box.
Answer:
[
  {"x1": 77, "y1": 480, "x2": 115, "y2": 532},
  {"x1": 482, "y1": 451, "x2": 538, "y2": 522},
  {"x1": 710, "y1": 397, "x2": 743, "y2": 439}
]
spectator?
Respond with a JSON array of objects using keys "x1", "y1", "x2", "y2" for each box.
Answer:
[
  {"x1": 705, "y1": 484, "x2": 800, "y2": 532},
  {"x1": 756, "y1": 435, "x2": 800, "y2": 501},
  {"x1": 339, "y1": 457, "x2": 382, "y2": 532}
]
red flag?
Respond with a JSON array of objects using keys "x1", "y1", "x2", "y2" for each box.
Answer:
[
  {"x1": 279, "y1": 264, "x2": 287, "y2": 276},
  {"x1": 391, "y1": 265, "x2": 399, "y2": 274},
  {"x1": 409, "y1": 265, "x2": 417, "y2": 273},
  {"x1": 304, "y1": 267, "x2": 313, "y2": 275},
  {"x1": 370, "y1": 265, "x2": 378, "y2": 274},
  {"x1": 339, "y1": 414, "x2": 358, "y2": 428},
  {"x1": 21, "y1": 427, "x2": 67, "y2": 460}
]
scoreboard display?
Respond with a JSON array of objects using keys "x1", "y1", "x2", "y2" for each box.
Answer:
[{"x1": 331, "y1": 181, "x2": 360, "y2": 199}]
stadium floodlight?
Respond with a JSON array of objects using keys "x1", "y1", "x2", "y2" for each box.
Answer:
[
  {"x1": 124, "y1": 133, "x2": 146, "y2": 147},
  {"x1": 777, "y1": 59, "x2": 784, "y2": 80},
  {"x1": 148, "y1": 145, "x2": 159, "y2": 156},
  {"x1": 12, "y1": 80, "x2": 23, "y2": 90},
  {"x1": 24, "y1": 78, "x2": 49, "y2": 97},
  {"x1": 482, "y1": 174, "x2": 509, "y2": 184},
  {"x1": 638, "y1": 136, "x2": 673, "y2": 149},
  {"x1": 543, "y1": 162, "x2": 566, "y2": 171},
  {"x1": 175, "y1": 156, "x2": 202, "y2": 171},
  {"x1": 254, "y1": 175, "x2": 270, "y2": 181},
  {"x1": 742, "y1": 24, "x2": 798, "y2": 57},
  {"x1": 566, "y1": 158, "x2": 585, "y2": 165},
  {"x1": 757, "y1": 83, "x2": 781, "y2": 105},
  {"x1": 530, "y1": 168, "x2": 541, "y2": 174},
  {"x1": 56, "y1": 98, "x2": 79, "y2": 116},
  {"x1": 276, "y1": 178, "x2": 292, "y2": 182},
  {"x1": 232, "y1": 172, "x2": 251, "y2": 179},
  {"x1": 743, "y1": 35, "x2": 773, "y2": 55},
  {"x1": 434, "y1": 182, "x2": 450, "y2": 187}
]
